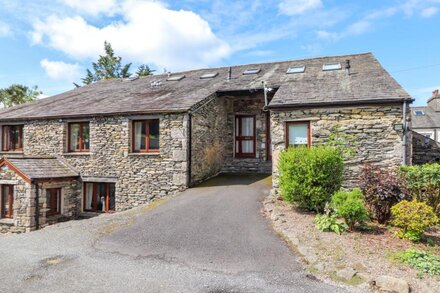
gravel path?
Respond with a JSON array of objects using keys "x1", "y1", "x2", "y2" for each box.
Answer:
[{"x1": 0, "y1": 174, "x2": 349, "y2": 293}]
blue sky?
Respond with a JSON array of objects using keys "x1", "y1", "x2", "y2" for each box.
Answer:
[{"x1": 0, "y1": 0, "x2": 439, "y2": 106}]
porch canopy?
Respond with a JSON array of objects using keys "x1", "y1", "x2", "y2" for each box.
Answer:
[{"x1": 0, "y1": 157, "x2": 79, "y2": 183}]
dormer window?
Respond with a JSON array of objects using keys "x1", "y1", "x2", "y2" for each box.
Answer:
[{"x1": 1, "y1": 125, "x2": 23, "y2": 152}]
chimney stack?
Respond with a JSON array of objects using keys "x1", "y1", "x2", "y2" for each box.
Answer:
[
  {"x1": 428, "y1": 89, "x2": 440, "y2": 112},
  {"x1": 345, "y1": 59, "x2": 351, "y2": 76},
  {"x1": 227, "y1": 67, "x2": 232, "y2": 81}
]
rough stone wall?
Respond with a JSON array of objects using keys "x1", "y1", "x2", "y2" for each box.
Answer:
[
  {"x1": 0, "y1": 165, "x2": 30, "y2": 233},
  {"x1": 191, "y1": 96, "x2": 229, "y2": 184},
  {"x1": 411, "y1": 131, "x2": 440, "y2": 164},
  {"x1": 271, "y1": 104, "x2": 405, "y2": 188},
  {"x1": 38, "y1": 179, "x2": 82, "y2": 228},
  {"x1": 221, "y1": 93, "x2": 272, "y2": 173},
  {"x1": 22, "y1": 113, "x2": 188, "y2": 211}
]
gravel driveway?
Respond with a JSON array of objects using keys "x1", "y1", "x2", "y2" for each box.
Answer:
[{"x1": 0, "y1": 174, "x2": 348, "y2": 293}]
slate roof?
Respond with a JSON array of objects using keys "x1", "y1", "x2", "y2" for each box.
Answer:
[
  {"x1": 0, "y1": 52, "x2": 412, "y2": 121},
  {"x1": 411, "y1": 106, "x2": 440, "y2": 129},
  {"x1": 0, "y1": 157, "x2": 79, "y2": 181}
]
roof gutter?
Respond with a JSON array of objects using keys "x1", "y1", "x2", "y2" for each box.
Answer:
[{"x1": 268, "y1": 98, "x2": 414, "y2": 110}]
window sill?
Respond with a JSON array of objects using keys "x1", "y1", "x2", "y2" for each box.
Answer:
[
  {"x1": 129, "y1": 152, "x2": 161, "y2": 156},
  {"x1": 0, "y1": 151, "x2": 24, "y2": 155},
  {"x1": 0, "y1": 218, "x2": 14, "y2": 225},
  {"x1": 63, "y1": 152, "x2": 92, "y2": 156}
]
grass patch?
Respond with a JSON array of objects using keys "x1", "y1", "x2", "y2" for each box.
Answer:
[{"x1": 393, "y1": 249, "x2": 440, "y2": 277}]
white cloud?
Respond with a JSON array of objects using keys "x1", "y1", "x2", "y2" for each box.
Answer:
[
  {"x1": 0, "y1": 22, "x2": 11, "y2": 37},
  {"x1": 31, "y1": 0, "x2": 231, "y2": 70},
  {"x1": 61, "y1": 0, "x2": 119, "y2": 16},
  {"x1": 40, "y1": 59, "x2": 82, "y2": 81},
  {"x1": 278, "y1": 0, "x2": 323, "y2": 16},
  {"x1": 421, "y1": 6, "x2": 438, "y2": 17}
]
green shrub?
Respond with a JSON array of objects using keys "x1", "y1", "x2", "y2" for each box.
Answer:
[
  {"x1": 314, "y1": 213, "x2": 348, "y2": 235},
  {"x1": 359, "y1": 163, "x2": 407, "y2": 224},
  {"x1": 394, "y1": 249, "x2": 440, "y2": 276},
  {"x1": 278, "y1": 146, "x2": 344, "y2": 213},
  {"x1": 400, "y1": 164, "x2": 440, "y2": 215},
  {"x1": 331, "y1": 188, "x2": 369, "y2": 230},
  {"x1": 390, "y1": 200, "x2": 439, "y2": 241}
]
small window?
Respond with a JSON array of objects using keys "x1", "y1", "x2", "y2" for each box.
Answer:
[
  {"x1": 1, "y1": 185, "x2": 13, "y2": 219},
  {"x1": 46, "y1": 188, "x2": 61, "y2": 216},
  {"x1": 1, "y1": 125, "x2": 23, "y2": 152},
  {"x1": 200, "y1": 72, "x2": 218, "y2": 79},
  {"x1": 166, "y1": 75, "x2": 185, "y2": 81},
  {"x1": 287, "y1": 66, "x2": 305, "y2": 74},
  {"x1": 322, "y1": 63, "x2": 342, "y2": 71},
  {"x1": 235, "y1": 115, "x2": 256, "y2": 158},
  {"x1": 68, "y1": 122, "x2": 90, "y2": 152},
  {"x1": 286, "y1": 122, "x2": 310, "y2": 147},
  {"x1": 132, "y1": 120, "x2": 160, "y2": 153},
  {"x1": 84, "y1": 182, "x2": 115, "y2": 213},
  {"x1": 243, "y1": 68, "x2": 261, "y2": 75},
  {"x1": 414, "y1": 110, "x2": 425, "y2": 116}
]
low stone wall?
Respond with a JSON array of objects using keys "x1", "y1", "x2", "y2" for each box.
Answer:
[
  {"x1": 271, "y1": 103, "x2": 405, "y2": 188},
  {"x1": 411, "y1": 131, "x2": 440, "y2": 164}
]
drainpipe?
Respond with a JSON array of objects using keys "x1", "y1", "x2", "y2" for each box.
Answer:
[
  {"x1": 33, "y1": 180, "x2": 40, "y2": 230},
  {"x1": 402, "y1": 99, "x2": 408, "y2": 165},
  {"x1": 187, "y1": 112, "x2": 192, "y2": 187}
]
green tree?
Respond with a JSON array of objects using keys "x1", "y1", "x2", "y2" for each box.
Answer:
[
  {"x1": 82, "y1": 41, "x2": 132, "y2": 85},
  {"x1": 0, "y1": 84, "x2": 41, "y2": 108},
  {"x1": 136, "y1": 64, "x2": 154, "y2": 77}
]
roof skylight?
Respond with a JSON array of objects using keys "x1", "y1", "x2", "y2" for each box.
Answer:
[
  {"x1": 287, "y1": 66, "x2": 306, "y2": 74},
  {"x1": 200, "y1": 72, "x2": 219, "y2": 79},
  {"x1": 166, "y1": 74, "x2": 185, "y2": 81},
  {"x1": 414, "y1": 110, "x2": 425, "y2": 116},
  {"x1": 243, "y1": 68, "x2": 261, "y2": 75},
  {"x1": 322, "y1": 63, "x2": 342, "y2": 71}
]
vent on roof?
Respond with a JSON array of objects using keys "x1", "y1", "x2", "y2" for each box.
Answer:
[
  {"x1": 287, "y1": 66, "x2": 305, "y2": 74},
  {"x1": 166, "y1": 74, "x2": 185, "y2": 81},
  {"x1": 243, "y1": 68, "x2": 261, "y2": 75},
  {"x1": 322, "y1": 63, "x2": 342, "y2": 71},
  {"x1": 414, "y1": 110, "x2": 425, "y2": 116},
  {"x1": 200, "y1": 72, "x2": 219, "y2": 79}
]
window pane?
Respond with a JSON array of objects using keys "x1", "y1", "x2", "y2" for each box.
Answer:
[
  {"x1": 241, "y1": 141, "x2": 254, "y2": 153},
  {"x1": 288, "y1": 123, "x2": 308, "y2": 146},
  {"x1": 148, "y1": 120, "x2": 159, "y2": 150},
  {"x1": 85, "y1": 183, "x2": 93, "y2": 210},
  {"x1": 47, "y1": 190, "x2": 53, "y2": 210},
  {"x1": 109, "y1": 184, "x2": 116, "y2": 211},
  {"x1": 1, "y1": 185, "x2": 12, "y2": 218},
  {"x1": 134, "y1": 122, "x2": 146, "y2": 150},
  {"x1": 241, "y1": 117, "x2": 254, "y2": 136},
  {"x1": 97, "y1": 183, "x2": 106, "y2": 212},
  {"x1": 70, "y1": 124, "x2": 80, "y2": 151},
  {"x1": 2, "y1": 126, "x2": 8, "y2": 151},
  {"x1": 82, "y1": 124, "x2": 90, "y2": 150},
  {"x1": 10, "y1": 126, "x2": 22, "y2": 150}
]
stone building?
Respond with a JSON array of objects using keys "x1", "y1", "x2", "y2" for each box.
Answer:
[
  {"x1": 410, "y1": 89, "x2": 440, "y2": 142},
  {"x1": 0, "y1": 52, "x2": 412, "y2": 233}
]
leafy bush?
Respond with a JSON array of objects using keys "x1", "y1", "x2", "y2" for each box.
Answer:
[
  {"x1": 278, "y1": 146, "x2": 344, "y2": 213},
  {"x1": 314, "y1": 213, "x2": 348, "y2": 235},
  {"x1": 400, "y1": 164, "x2": 440, "y2": 215},
  {"x1": 359, "y1": 163, "x2": 407, "y2": 224},
  {"x1": 331, "y1": 188, "x2": 369, "y2": 230},
  {"x1": 394, "y1": 249, "x2": 440, "y2": 276},
  {"x1": 390, "y1": 200, "x2": 439, "y2": 241}
]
